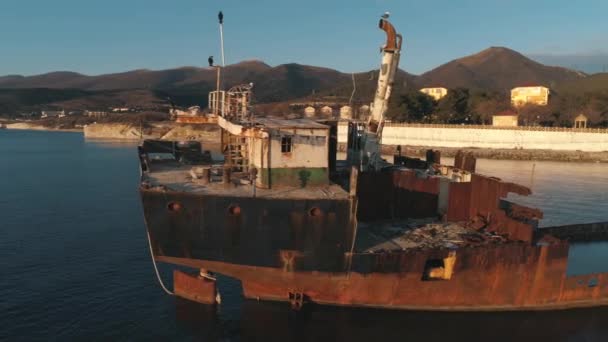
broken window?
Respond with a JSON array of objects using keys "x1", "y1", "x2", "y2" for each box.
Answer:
[
  {"x1": 281, "y1": 136, "x2": 292, "y2": 153},
  {"x1": 422, "y1": 259, "x2": 445, "y2": 281},
  {"x1": 421, "y1": 251, "x2": 456, "y2": 281}
]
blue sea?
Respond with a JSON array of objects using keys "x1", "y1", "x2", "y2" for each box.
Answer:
[{"x1": 1, "y1": 129, "x2": 608, "y2": 341}]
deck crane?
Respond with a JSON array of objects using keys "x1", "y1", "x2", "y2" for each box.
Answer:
[{"x1": 355, "y1": 15, "x2": 402, "y2": 171}]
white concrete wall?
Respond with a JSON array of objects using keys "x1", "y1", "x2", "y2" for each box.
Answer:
[
  {"x1": 338, "y1": 122, "x2": 349, "y2": 144},
  {"x1": 337, "y1": 122, "x2": 608, "y2": 152},
  {"x1": 492, "y1": 115, "x2": 518, "y2": 127},
  {"x1": 268, "y1": 128, "x2": 328, "y2": 168}
]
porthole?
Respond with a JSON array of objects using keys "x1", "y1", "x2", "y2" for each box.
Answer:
[
  {"x1": 309, "y1": 207, "x2": 322, "y2": 217},
  {"x1": 167, "y1": 202, "x2": 182, "y2": 212},
  {"x1": 228, "y1": 204, "x2": 241, "y2": 216}
]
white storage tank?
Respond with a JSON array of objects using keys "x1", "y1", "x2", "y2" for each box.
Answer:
[
  {"x1": 359, "y1": 104, "x2": 371, "y2": 120},
  {"x1": 320, "y1": 106, "x2": 333, "y2": 117},
  {"x1": 304, "y1": 106, "x2": 316, "y2": 118},
  {"x1": 339, "y1": 106, "x2": 353, "y2": 120}
]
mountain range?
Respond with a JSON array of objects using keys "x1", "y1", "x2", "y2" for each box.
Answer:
[{"x1": 0, "y1": 47, "x2": 605, "y2": 115}]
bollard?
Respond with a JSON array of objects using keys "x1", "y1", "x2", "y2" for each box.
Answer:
[
  {"x1": 200, "y1": 167, "x2": 210, "y2": 185},
  {"x1": 222, "y1": 167, "x2": 231, "y2": 186},
  {"x1": 249, "y1": 167, "x2": 258, "y2": 197}
]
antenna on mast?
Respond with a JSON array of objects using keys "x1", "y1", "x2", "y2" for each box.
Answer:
[
  {"x1": 211, "y1": 11, "x2": 225, "y2": 117},
  {"x1": 218, "y1": 11, "x2": 225, "y2": 67}
]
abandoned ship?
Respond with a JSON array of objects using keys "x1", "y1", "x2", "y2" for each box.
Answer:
[{"x1": 138, "y1": 15, "x2": 608, "y2": 311}]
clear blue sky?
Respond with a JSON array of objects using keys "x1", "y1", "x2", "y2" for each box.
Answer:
[{"x1": 1, "y1": 0, "x2": 607, "y2": 76}]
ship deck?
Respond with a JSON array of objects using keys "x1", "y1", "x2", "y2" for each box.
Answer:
[
  {"x1": 144, "y1": 159, "x2": 350, "y2": 200},
  {"x1": 355, "y1": 219, "x2": 511, "y2": 252}
]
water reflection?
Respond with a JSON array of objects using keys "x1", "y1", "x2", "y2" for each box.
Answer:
[
  {"x1": 383, "y1": 155, "x2": 608, "y2": 227},
  {"x1": 176, "y1": 299, "x2": 608, "y2": 342}
]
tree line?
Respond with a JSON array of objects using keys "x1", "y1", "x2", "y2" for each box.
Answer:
[{"x1": 385, "y1": 88, "x2": 608, "y2": 127}]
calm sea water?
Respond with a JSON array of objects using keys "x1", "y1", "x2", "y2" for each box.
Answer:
[{"x1": 1, "y1": 129, "x2": 608, "y2": 341}]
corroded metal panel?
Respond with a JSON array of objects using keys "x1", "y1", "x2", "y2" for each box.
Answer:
[
  {"x1": 446, "y1": 182, "x2": 472, "y2": 221},
  {"x1": 173, "y1": 270, "x2": 217, "y2": 305},
  {"x1": 356, "y1": 170, "x2": 439, "y2": 221},
  {"x1": 392, "y1": 169, "x2": 440, "y2": 195},
  {"x1": 159, "y1": 239, "x2": 608, "y2": 311},
  {"x1": 443, "y1": 174, "x2": 537, "y2": 242},
  {"x1": 141, "y1": 189, "x2": 356, "y2": 272}
]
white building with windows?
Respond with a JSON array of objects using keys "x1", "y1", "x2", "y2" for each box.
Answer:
[
  {"x1": 420, "y1": 87, "x2": 448, "y2": 101},
  {"x1": 511, "y1": 86, "x2": 550, "y2": 107},
  {"x1": 41, "y1": 110, "x2": 64, "y2": 118},
  {"x1": 219, "y1": 116, "x2": 330, "y2": 188}
]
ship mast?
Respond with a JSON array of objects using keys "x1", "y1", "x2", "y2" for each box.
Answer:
[
  {"x1": 362, "y1": 14, "x2": 402, "y2": 171},
  {"x1": 218, "y1": 11, "x2": 225, "y2": 67},
  {"x1": 211, "y1": 11, "x2": 225, "y2": 117}
]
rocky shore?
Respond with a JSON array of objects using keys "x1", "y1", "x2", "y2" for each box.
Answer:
[{"x1": 83, "y1": 122, "x2": 220, "y2": 142}]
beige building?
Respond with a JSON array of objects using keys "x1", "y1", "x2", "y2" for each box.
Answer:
[
  {"x1": 41, "y1": 110, "x2": 64, "y2": 118},
  {"x1": 492, "y1": 110, "x2": 519, "y2": 127},
  {"x1": 574, "y1": 114, "x2": 588, "y2": 128},
  {"x1": 85, "y1": 110, "x2": 110, "y2": 118},
  {"x1": 420, "y1": 87, "x2": 448, "y2": 101},
  {"x1": 511, "y1": 86, "x2": 549, "y2": 107}
]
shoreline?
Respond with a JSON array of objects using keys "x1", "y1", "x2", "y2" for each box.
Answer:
[
  {"x1": 4, "y1": 124, "x2": 608, "y2": 163},
  {"x1": 3, "y1": 126, "x2": 83, "y2": 133},
  {"x1": 2, "y1": 124, "x2": 82, "y2": 133}
]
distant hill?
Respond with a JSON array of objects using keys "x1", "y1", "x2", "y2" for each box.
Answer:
[
  {"x1": 0, "y1": 88, "x2": 92, "y2": 114},
  {"x1": 528, "y1": 53, "x2": 608, "y2": 74},
  {"x1": 1, "y1": 47, "x2": 604, "y2": 116},
  {"x1": 417, "y1": 47, "x2": 585, "y2": 91},
  {"x1": 248, "y1": 63, "x2": 350, "y2": 103},
  {"x1": 0, "y1": 61, "x2": 272, "y2": 90},
  {"x1": 0, "y1": 60, "x2": 361, "y2": 113},
  {"x1": 554, "y1": 73, "x2": 608, "y2": 94}
]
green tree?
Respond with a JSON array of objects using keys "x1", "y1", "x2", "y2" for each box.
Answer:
[
  {"x1": 468, "y1": 90, "x2": 510, "y2": 124},
  {"x1": 435, "y1": 88, "x2": 471, "y2": 123},
  {"x1": 386, "y1": 90, "x2": 436, "y2": 122}
]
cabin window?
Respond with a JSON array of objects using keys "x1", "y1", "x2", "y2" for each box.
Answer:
[{"x1": 281, "y1": 136, "x2": 292, "y2": 153}]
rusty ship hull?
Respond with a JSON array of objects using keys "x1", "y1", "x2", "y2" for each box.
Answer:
[
  {"x1": 156, "y1": 245, "x2": 608, "y2": 312},
  {"x1": 138, "y1": 14, "x2": 608, "y2": 312},
  {"x1": 140, "y1": 158, "x2": 608, "y2": 311}
]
